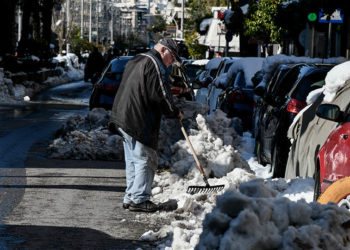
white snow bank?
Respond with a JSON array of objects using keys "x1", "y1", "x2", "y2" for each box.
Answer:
[
  {"x1": 323, "y1": 60, "x2": 350, "y2": 102},
  {"x1": 49, "y1": 108, "x2": 124, "y2": 160},
  {"x1": 197, "y1": 179, "x2": 350, "y2": 250}
]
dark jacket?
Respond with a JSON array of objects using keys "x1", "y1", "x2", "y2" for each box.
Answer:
[{"x1": 109, "y1": 49, "x2": 179, "y2": 150}]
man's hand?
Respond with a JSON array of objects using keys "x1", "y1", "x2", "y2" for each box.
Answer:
[{"x1": 178, "y1": 111, "x2": 183, "y2": 121}]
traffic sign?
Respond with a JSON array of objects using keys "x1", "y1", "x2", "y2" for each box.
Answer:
[
  {"x1": 319, "y1": 9, "x2": 343, "y2": 23},
  {"x1": 308, "y1": 13, "x2": 317, "y2": 22}
]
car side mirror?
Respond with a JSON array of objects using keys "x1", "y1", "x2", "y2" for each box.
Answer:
[{"x1": 316, "y1": 104, "x2": 343, "y2": 122}]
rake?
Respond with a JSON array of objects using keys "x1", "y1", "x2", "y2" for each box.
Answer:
[{"x1": 179, "y1": 120, "x2": 225, "y2": 194}]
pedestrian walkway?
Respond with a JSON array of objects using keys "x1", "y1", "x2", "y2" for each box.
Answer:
[{"x1": 0, "y1": 140, "x2": 164, "y2": 249}]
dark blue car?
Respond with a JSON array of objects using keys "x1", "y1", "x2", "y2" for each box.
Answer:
[{"x1": 89, "y1": 56, "x2": 133, "y2": 110}]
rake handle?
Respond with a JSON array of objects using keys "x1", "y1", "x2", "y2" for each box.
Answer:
[{"x1": 179, "y1": 120, "x2": 209, "y2": 184}]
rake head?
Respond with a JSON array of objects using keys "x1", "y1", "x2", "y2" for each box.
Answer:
[{"x1": 187, "y1": 184, "x2": 225, "y2": 195}]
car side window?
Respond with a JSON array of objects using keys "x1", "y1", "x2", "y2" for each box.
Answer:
[
  {"x1": 272, "y1": 66, "x2": 303, "y2": 104},
  {"x1": 234, "y1": 71, "x2": 245, "y2": 88},
  {"x1": 291, "y1": 71, "x2": 327, "y2": 102}
]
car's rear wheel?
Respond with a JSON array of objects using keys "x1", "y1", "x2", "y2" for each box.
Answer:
[
  {"x1": 271, "y1": 144, "x2": 286, "y2": 178},
  {"x1": 255, "y1": 137, "x2": 265, "y2": 165},
  {"x1": 318, "y1": 176, "x2": 350, "y2": 211}
]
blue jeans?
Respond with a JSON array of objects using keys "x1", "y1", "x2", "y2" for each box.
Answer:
[{"x1": 118, "y1": 128, "x2": 158, "y2": 204}]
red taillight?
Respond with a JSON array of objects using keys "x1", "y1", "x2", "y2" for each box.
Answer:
[
  {"x1": 286, "y1": 98, "x2": 307, "y2": 114},
  {"x1": 171, "y1": 87, "x2": 183, "y2": 94},
  {"x1": 228, "y1": 90, "x2": 244, "y2": 103}
]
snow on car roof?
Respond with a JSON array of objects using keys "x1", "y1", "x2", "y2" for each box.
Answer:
[
  {"x1": 225, "y1": 57, "x2": 265, "y2": 87},
  {"x1": 191, "y1": 59, "x2": 210, "y2": 66},
  {"x1": 205, "y1": 57, "x2": 225, "y2": 70},
  {"x1": 324, "y1": 60, "x2": 350, "y2": 102},
  {"x1": 258, "y1": 54, "x2": 347, "y2": 89}
]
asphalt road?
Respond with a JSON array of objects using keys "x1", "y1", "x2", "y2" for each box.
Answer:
[{"x1": 0, "y1": 82, "x2": 164, "y2": 249}]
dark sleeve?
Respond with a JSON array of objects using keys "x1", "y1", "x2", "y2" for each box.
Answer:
[{"x1": 144, "y1": 60, "x2": 180, "y2": 118}]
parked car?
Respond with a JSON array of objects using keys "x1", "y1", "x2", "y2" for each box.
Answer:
[
  {"x1": 207, "y1": 58, "x2": 240, "y2": 113},
  {"x1": 209, "y1": 58, "x2": 264, "y2": 130},
  {"x1": 314, "y1": 103, "x2": 350, "y2": 202},
  {"x1": 184, "y1": 61, "x2": 207, "y2": 89},
  {"x1": 89, "y1": 56, "x2": 133, "y2": 110},
  {"x1": 194, "y1": 57, "x2": 230, "y2": 104},
  {"x1": 255, "y1": 63, "x2": 334, "y2": 177},
  {"x1": 216, "y1": 70, "x2": 254, "y2": 129},
  {"x1": 196, "y1": 57, "x2": 225, "y2": 87}
]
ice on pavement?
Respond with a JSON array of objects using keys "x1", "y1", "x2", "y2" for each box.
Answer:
[{"x1": 49, "y1": 96, "x2": 350, "y2": 249}]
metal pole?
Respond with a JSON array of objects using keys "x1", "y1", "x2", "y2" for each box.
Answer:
[
  {"x1": 96, "y1": 0, "x2": 99, "y2": 43},
  {"x1": 327, "y1": 22, "x2": 332, "y2": 58},
  {"x1": 18, "y1": 9, "x2": 22, "y2": 42},
  {"x1": 89, "y1": 0, "x2": 92, "y2": 42},
  {"x1": 66, "y1": 0, "x2": 70, "y2": 53},
  {"x1": 110, "y1": 6, "x2": 113, "y2": 43},
  {"x1": 81, "y1": 0, "x2": 84, "y2": 38},
  {"x1": 181, "y1": 0, "x2": 184, "y2": 39},
  {"x1": 225, "y1": 0, "x2": 229, "y2": 57},
  {"x1": 311, "y1": 23, "x2": 315, "y2": 58}
]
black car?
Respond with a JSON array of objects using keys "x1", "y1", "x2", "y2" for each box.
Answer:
[
  {"x1": 184, "y1": 63, "x2": 206, "y2": 89},
  {"x1": 255, "y1": 63, "x2": 334, "y2": 177},
  {"x1": 89, "y1": 56, "x2": 133, "y2": 110},
  {"x1": 216, "y1": 70, "x2": 255, "y2": 130}
]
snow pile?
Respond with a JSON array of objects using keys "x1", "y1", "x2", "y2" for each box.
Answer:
[
  {"x1": 323, "y1": 61, "x2": 350, "y2": 102},
  {"x1": 49, "y1": 98, "x2": 245, "y2": 170},
  {"x1": 49, "y1": 108, "x2": 124, "y2": 160},
  {"x1": 0, "y1": 53, "x2": 83, "y2": 104},
  {"x1": 52, "y1": 53, "x2": 84, "y2": 82},
  {"x1": 169, "y1": 111, "x2": 248, "y2": 178},
  {"x1": 257, "y1": 54, "x2": 347, "y2": 89},
  {"x1": 197, "y1": 179, "x2": 350, "y2": 250},
  {"x1": 158, "y1": 99, "x2": 210, "y2": 167}
]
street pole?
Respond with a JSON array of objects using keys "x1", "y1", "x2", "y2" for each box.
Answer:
[
  {"x1": 181, "y1": 0, "x2": 184, "y2": 39},
  {"x1": 18, "y1": 9, "x2": 22, "y2": 42},
  {"x1": 311, "y1": 23, "x2": 315, "y2": 58},
  {"x1": 225, "y1": 0, "x2": 229, "y2": 57},
  {"x1": 89, "y1": 0, "x2": 92, "y2": 42},
  {"x1": 110, "y1": 6, "x2": 114, "y2": 43},
  {"x1": 96, "y1": 0, "x2": 99, "y2": 43},
  {"x1": 327, "y1": 22, "x2": 332, "y2": 58},
  {"x1": 66, "y1": 0, "x2": 70, "y2": 53},
  {"x1": 81, "y1": 0, "x2": 84, "y2": 38}
]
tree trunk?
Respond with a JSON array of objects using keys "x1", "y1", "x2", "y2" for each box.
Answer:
[
  {"x1": 41, "y1": 0, "x2": 55, "y2": 60},
  {"x1": 0, "y1": 1, "x2": 19, "y2": 57}
]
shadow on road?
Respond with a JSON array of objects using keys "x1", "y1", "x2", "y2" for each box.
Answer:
[{"x1": 1, "y1": 224, "x2": 157, "y2": 249}]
